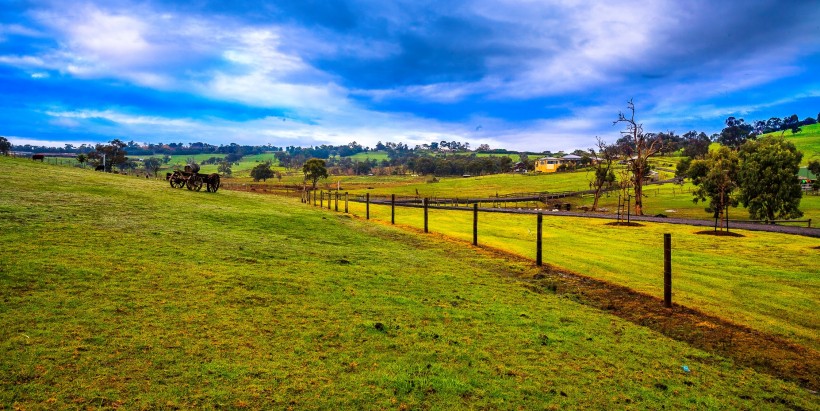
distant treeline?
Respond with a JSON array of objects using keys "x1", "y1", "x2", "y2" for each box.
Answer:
[{"x1": 10, "y1": 111, "x2": 818, "y2": 177}]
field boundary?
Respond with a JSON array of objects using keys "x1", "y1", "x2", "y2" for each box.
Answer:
[{"x1": 353, "y1": 208, "x2": 820, "y2": 392}]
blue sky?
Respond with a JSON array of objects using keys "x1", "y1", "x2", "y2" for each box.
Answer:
[{"x1": 1, "y1": 0, "x2": 819, "y2": 151}]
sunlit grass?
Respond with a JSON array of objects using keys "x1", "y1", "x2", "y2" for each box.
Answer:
[
  {"x1": 1, "y1": 156, "x2": 816, "y2": 409},
  {"x1": 346, "y1": 200, "x2": 820, "y2": 351}
]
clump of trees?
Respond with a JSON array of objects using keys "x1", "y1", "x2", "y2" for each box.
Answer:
[
  {"x1": 0, "y1": 136, "x2": 10, "y2": 155},
  {"x1": 250, "y1": 162, "x2": 274, "y2": 182},
  {"x1": 88, "y1": 139, "x2": 129, "y2": 171},
  {"x1": 685, "y1": 135, "x2": 804, "y2": 225},
  {"x1": 143, "y1": 158, "x2": 162, "y2": 177},
  {"x1": 736, "y1": 136, "x2": 803, "y2": 222}
]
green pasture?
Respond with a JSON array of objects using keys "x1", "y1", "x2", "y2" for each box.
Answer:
[
  {"x1": 778, "y1": 123, "x2": 820, "y2": 165},
  {"x1": 341, "y1": 151, "x2": 390, "y2": 161},
  {"x1": 354, "y1": 171, "x2": 596, "y2": 198},
  {"x1": 347, "y1": 200, "x2": 820, "y2": 352},
  {"x1": 1, "y1": 156, "x2": 816, "y2": 409}
]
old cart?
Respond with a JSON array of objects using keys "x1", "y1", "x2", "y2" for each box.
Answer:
[{"x1": 166, "y1": 164, "x2": 221, "y2": 192}]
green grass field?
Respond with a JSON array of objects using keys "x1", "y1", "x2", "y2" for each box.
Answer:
[
  {"x1": 350, "y1": 201, "x2": 820, "y2": 352},
  {"x1": 779, "y1": 122, "x2": 820, "y2": 165},
  {"x1": 1, "y1": 156, "x2": 816, "y2": 409}
]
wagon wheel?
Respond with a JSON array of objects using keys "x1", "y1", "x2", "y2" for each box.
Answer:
[
  {"x1": 208, "y1": 175, "x2": 221, "y2": 193},
  {"x1": 187, "y1": 176, "x2": 203, "y2": 191}
]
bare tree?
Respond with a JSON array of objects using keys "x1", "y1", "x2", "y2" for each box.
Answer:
[
  {"x1": 587, "y1": 137, "x2": 617, "y2": 211},
  {"x1": 614, "y1": 99, "x2": 662, "y2": 215}
]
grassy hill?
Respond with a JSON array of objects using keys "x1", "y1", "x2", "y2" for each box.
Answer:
[
  {"x1": 772, "y1": 122, "x2": 820, "y2": 165},
  {"x1": 1, "y1": 156, "x2": 816, "y2": 409}
]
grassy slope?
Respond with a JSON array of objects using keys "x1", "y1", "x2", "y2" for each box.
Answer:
[
  {"x1": 352, "y1": 201, "x2": 820, "y2": 352},
  {"x1": 0, "y1": 157, "x2": 814, "y2": 409},
  {"x1": 778, "y1": 122, "x2": 820, "y2": 165}
]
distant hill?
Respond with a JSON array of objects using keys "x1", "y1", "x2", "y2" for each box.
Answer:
[{"x1": 768, "y1": 122, "x2": 820, "y2": 165}]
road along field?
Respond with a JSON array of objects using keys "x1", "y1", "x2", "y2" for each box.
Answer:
[{"x1": 0, "y1": 157, "x2": 817, "y2": 409}]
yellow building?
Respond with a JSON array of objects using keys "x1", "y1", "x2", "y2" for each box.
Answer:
[{"x1": 534, "y1": 154, "x2": 583, "y2": 173}]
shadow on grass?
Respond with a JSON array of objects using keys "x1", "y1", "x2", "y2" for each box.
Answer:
[
  {"x1": 525, "y1": 266, "x2": 819, "y2": 393},
  {"x1": 694, "y1": 230, "x2": 746, "y2": 237},
  {"x1": 319, "y1": 208, "x2": 820, "y2": 393},
  {"x1": 604, "y1": 222, "x2": 645, "y2": 227}
]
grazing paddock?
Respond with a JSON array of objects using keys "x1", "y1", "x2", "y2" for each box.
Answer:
[
  {"x1": 345, "y1": 200, "x2": 820, "y2": 352},
  {"x1": 0, "y1": 156, "x2": 816, "y2": 409}
]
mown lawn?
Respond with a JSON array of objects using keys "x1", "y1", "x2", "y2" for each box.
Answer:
[{"x1": 0, "y1": 157, "x2": 815, "y2": 409}]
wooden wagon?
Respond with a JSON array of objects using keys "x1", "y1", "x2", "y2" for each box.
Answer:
[{"x1": 166, "y1": 164, "x2": 221, "y2": 192}]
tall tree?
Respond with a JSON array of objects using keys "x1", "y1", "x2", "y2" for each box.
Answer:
[
  {"x1": 688, "y1": 146, "x2": 740, "y2": 230},
  {"x1": 218, "y1": 161, "x2": 232, "y2": 177},
  {"x1": 614, "y1": 99, "x2": 661, "y2": 215},
  {"x1": 0, "y1": 136, "x2": 11, "y2": 155},
  {"x1": 143, "y1": 158, "x2": 161, "y2": 177},
  {"x1": 681, "y1": 131, "x2": 711, "y2": 159},
  {"x1": 302, "y1": 158, "x2": 328, "y2": 188},
  {"x1": 587, "y1": 138, "x2": 617, "y2": 211},
  {"x1": 782, "y1": 114, "x2": 801, "y2": 134},
  {"x1": 718, "y1": 117, "x2": 753, "y2": 150},
  {"x1": 89, "y1": 139, "x2": 127, "y2": 170},
  {"x1": 737, "y1": 136, "x2": 803, "y2": 222}
]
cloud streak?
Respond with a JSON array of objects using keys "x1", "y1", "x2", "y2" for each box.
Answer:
[{"x1": 1, "y1": 0, "x2": 819, "y2": 151}]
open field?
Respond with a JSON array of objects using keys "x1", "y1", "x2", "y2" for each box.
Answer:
[
  {"x1": 1, "y1": 156, "x2": 817, "y2": 409},
  {"x1": 348, "y1": 201, "x2": 820, "y2": 352},
  {"x1": 778, "y1": 123, "x2": 820, "y2": 165}
]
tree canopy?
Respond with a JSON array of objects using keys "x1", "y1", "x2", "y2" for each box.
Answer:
[
  {"x1": 688, "y1": 146, "x2": 740, "y2": 229},
  {"x1": 303, "y1": 158, "x2": 328, "y2": 188},
  {"x1": 0, "y1": 136, "x2": 10, "y2": 155},
  {"x1": 250, "y1": 162, "x2": 274, "y2": 182},
  {"x1": 737, "y1": 136, "x2": 803, "y2": 222}
]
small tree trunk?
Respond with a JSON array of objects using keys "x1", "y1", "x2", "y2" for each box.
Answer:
[{"x1": 591, "y1": 186, "x2": 603, "y2": 211}]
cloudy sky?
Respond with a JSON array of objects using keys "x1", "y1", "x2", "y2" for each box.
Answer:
[{"x1": 1, "y1": 0, "x2": 819, "y2": 151}]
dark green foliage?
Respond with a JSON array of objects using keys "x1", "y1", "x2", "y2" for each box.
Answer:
[
  {"x1": 250, "y1": 161, "x2": 274, "y2": 182},
  {"x1": 302, "y1": 158, "x2": 328, "y2": 188},
  {"x1": 681, "y1": 131, "x2": 711, "y2": 159},
  {"x1": 688, "y1": 147, "x2": 740, "y2": 228},
  {"x1": 675, "y1": 157, "x2": 692, "y2": 180},
  {"x1": 737, "y1": 136, "x2": 803, "y2": 222},
  {"x1": 808, "y1": 160, "x2": 820, "y2": 191},
  {"x1": 0, "y1": 136, "x2": 9, "y2": 155},
  {"x1": 718, "y1": 117, "x2": 754, "y2": 150}
]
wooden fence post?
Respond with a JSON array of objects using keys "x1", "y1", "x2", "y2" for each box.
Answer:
[
  {"x1": 328, "y1": 192, "x2": 332, "y2": 210},
  {"x1": 473, "y1": 203, "x2": 478, "y2": 246},
  {"x1": 320, "y1": 191, "x2": 324, "y2": 208},
  {"x1": 664, "y1": 233, "x2": 672, "y2": 308},
  {"x1": 366, "y1": 193, "x2": 370, "y2": 220},
  {"x1": 423, "y1": 198, "x2": 429, "y2": 233},
  {"x1": 335, "y1": 192, "x2": 339, "y2": 212},
  {"x1": 345, "y1": 192, "x2": 349, "y2": 213},
  {"x1": 536, "y1": 212, "x2": 543, "y2": 266},
  {"x1": 391, "y1": 194, "x2": 395, "y2": 224}
]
